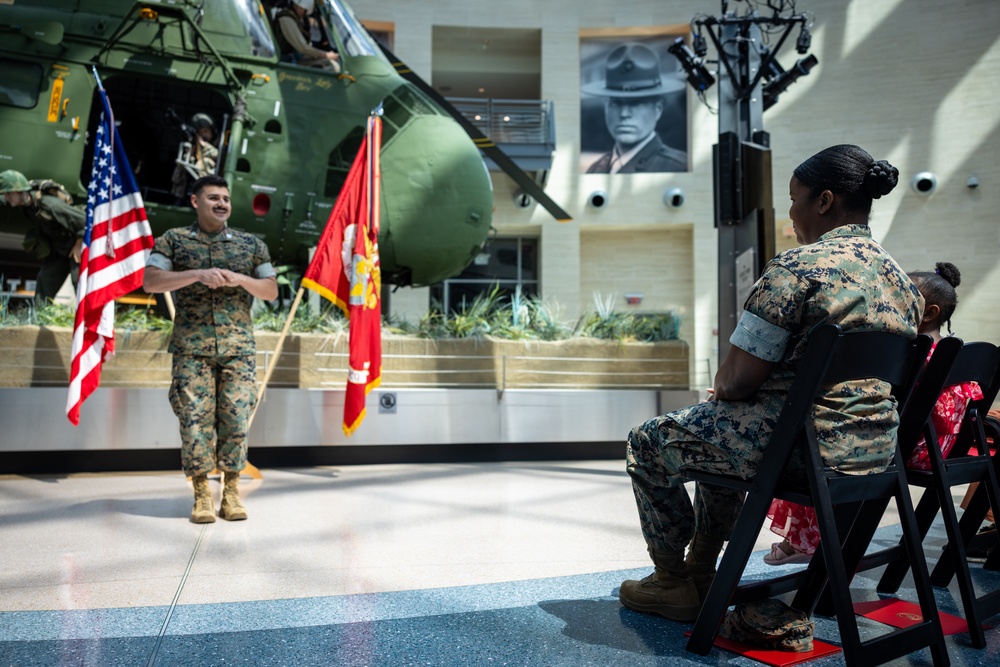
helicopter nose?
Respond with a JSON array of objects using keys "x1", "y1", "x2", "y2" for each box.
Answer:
[{"x1": 378, "y1": 114, "x2": 493, "y2": 287}]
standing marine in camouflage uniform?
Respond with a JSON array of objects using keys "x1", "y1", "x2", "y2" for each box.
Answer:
[
  {"x1": 143, "y1": 174, "x2": 278, "y2": 524},
  {"x1": 0, "y1": 169, "x2": 85, "y2": 304},
  {"x1": 620, "y1": 145, "x2": 924, "y2": 622}
]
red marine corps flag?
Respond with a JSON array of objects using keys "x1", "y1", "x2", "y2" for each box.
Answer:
[
  {"x1": 301, "y1": 114, "x2": 383, "y2": 435},
  {"x1": 67, "y1": 71, "x2": 154, "y2": 425}
]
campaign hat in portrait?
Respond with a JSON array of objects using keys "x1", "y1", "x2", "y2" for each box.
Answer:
[{"x1": 582, "y1": 42, "x2": 686, "y2": 98}]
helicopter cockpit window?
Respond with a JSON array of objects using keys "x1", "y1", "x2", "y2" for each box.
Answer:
[
  {"x1": 199, "y1": 0, "x2": 277, "y2": 59},
  {"x1": 0, "y1": 58, "x2": 43, "y2": 109},
  {"x1": 319, "y1": 0, "x2": 391, "y2": 62}
]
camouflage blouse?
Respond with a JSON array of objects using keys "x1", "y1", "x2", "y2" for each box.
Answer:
[
  {"x1": 676, "y1": 224, "x2": 923, "y2": 475},
  {"x1": 148, "y1": 223, "x2": 275, "y2": 357},
  {"x1": 25, "y1": 193, "x2": 86, "y2": 259}
]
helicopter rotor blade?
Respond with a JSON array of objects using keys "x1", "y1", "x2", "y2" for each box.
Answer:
[{"x1": 373, "y1": 40, "x2": 572, "y2": 222}]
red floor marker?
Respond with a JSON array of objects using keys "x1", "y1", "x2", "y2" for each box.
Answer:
[
  {"x1": 685, "y1": 631, "x2": 842, "y2": 666},
  {"x1": 853, "y1": 598, "x2": 974, "y2": 635}
]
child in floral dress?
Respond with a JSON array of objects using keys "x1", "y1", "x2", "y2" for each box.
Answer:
[{"x1": 764, "y1": 262, "x2": 983, "y2": 564}]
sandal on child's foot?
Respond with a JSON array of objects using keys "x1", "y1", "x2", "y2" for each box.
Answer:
[{"x1": 763, "y1": 540, "x2": 812, "y2": 565}]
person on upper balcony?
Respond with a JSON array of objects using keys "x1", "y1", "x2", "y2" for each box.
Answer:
[{"x1": 271, "y1": 0, "x2": 340, "y2": 72}]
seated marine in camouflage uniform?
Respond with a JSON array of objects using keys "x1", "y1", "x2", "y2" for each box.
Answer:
[
  {"x1": 143, "y1": 174, "x2": 278, "y2": 524},
  {"x1": 619, "y1": 144, "x2": 924, "y2": 623},
  {"x1": 0, "y1": 169, "x2": 86, "y2": 304}
]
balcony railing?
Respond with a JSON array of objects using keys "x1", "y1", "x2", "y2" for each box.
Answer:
[{"x1": 446, "y1": 98, "x2": 555, "y2": 171}]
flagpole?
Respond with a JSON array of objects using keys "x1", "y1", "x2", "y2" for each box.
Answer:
[
  {"x1": 231, "y1": 287, "x2": 304, "y2": 481},
  {"x1": 249, "y1": 286, "x2": 305, "y2": 426},
  {"x1": 163, "y1": 291, "x2": 176, "y2": 320}
]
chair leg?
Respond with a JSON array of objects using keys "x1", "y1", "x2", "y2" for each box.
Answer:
[
  {"x1": 808, "y1": 489, "x2": 868, "y2": 661},
  {"x1": 979, "y1": 460, "x2": 1000, "y2": 573},
  {"x1": 878, "y1": 487, "x2": 940, "y2": 593},
  {"x1": 931, "y1": 474, "x2": 995, "y2": 585},
  {"x1": 799, "y1": 501, "x2": 865, "y2": 617},
  {"x1": 891, "y1": 471, "x2": 950, "y2": 666},
  {"x1": 685, "y1": 491, "x2": 773, "y2": 655},
  {"x1": 933, "y1": 472, "x2": 987, "y2": 648}
]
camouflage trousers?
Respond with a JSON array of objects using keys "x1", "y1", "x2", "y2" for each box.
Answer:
[
  {"x1": 169, "y1": 354, "x2": 257, "y2": 477},
  {"x1": 626, "y1": 412, "x2": 758, "y2": 553}
]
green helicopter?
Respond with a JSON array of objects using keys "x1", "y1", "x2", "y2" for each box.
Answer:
[{"x1": 0, "y1": 0, "x2": 567, "y2": 289}]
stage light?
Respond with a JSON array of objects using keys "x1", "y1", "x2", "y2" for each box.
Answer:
[
  {"x1": 762, "y1": 54, "x2": 818, "y2": 110},
  {"x1": 692, "y1": 31, "x2": 707, "y2": 58},
  {"x1": 759, "y1": 48, "x2": 784, "y2": 82},
  {"x1": 668, "y1": 37, "x2": 715, "y2": 93},
  {"x1": 796, "y1": 27, "x2": 812, "y2": 54}
]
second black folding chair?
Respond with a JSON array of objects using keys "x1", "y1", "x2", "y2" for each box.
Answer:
[{"x1": 857, "y1": 338, "x2": 1000, "y2": 648}]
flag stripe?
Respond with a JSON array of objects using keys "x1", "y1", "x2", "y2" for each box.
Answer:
[{"x1": 300, "y1": 278, "x2": 349, "y2": 315}]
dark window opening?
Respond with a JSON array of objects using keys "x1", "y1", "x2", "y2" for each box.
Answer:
[
  {"x1": 84, "y1": 76, "x2": 232, "y2": 206},
  {"x1": 324, "y1": 125, "x2": 364, "y2": 198},
  {"x1": 0, "y1": 58, "x2": 44, "y2": 109},
  {"x1": 431, "y1": 237, "x2": 539, "y2": 314}
]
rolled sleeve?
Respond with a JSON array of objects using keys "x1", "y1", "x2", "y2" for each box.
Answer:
[
  {"x1": 730, "y1": 310, "x2": 792, "y2": 362},
  {"x1": 254, "y1": 261, "x2": 277, "y2": 279},
  {"x1": 146, "y1": 252, "x2": 173, "y2": 271}
]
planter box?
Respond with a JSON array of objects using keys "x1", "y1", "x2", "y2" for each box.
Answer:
[{"x1": 0, "y1": 326, "x2": 689, "y2": 390}]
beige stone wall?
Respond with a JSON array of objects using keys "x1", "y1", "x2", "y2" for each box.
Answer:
[
  {"x1": 579, "y1": 224, "x2": 694, "y2": 348},
  {"x1": 352, "y1": 0, "x2": 1000, "y2": 387}
]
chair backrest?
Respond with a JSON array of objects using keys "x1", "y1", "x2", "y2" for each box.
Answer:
[
  {"x1": 750, "y1": 324, "x2": 930, "y2": 493},
  {"x1": 901, "y1": 339, "x2": 1000, "y2": 460},
  {"x1": 946, "y1": 341, "x2": 1000, "y2": 407}
]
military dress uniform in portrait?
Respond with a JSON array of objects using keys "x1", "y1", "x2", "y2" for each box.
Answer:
[{"x1": 580, "y1": 40, "x2": 688, "y2": 173}]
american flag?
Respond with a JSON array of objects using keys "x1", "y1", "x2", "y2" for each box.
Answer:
[{"x1": 66, "y1": 82, "x2": 154, "y2": 425}]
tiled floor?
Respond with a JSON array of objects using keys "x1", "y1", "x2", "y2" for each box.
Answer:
[{"x1": 1, "y1": 461, "x2": 998, "y2": 666}]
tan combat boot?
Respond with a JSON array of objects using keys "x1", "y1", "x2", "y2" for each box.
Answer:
[
  {"x1": 619, "y1": 547, "x2": 701, "y2": 621},
  {"x1": 219, "y1": 470, "x2": 248, "y2": 521},
  {"x1": 190, "y1": 474, "x2": 216, "y2": 524},
  {"x1": 685, "y1": 533, "x2": 725, "y2": 603}
]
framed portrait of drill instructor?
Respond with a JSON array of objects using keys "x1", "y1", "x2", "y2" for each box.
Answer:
[{"x1": 580, "y1": 27, "x2": 690, "y2": 174}]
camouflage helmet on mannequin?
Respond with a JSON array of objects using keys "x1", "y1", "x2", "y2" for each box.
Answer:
[{"x1": 0, "y1": 169, "x2": 30, "y2": 193}]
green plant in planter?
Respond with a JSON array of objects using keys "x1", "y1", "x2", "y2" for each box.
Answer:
[
  {"x1": 576, "y1": 292, "x2": 679, "y2": 342},
  {"x1": 487, "y1": 286, "x2": 572, "y2": 341},
  {"x1": 114, "y1": 307, "x2": 173, "y2": 332},
  {"x1": 252, "y1": 298, "x2": 348, "y2": 334},
  {"x1": 0, "y1": 284, "x2": 680, "y2": 343},
  {"x1": 0, "y1": 300, "x2": 173, "y2": 331}
]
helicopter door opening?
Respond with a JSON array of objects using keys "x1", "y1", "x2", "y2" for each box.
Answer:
[{"x1": 82, "y1": 76, "x2": 233, "y2": 207}]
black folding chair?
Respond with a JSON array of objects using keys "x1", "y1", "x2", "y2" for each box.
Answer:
[
  {"x1": 684, "y1": 324, "x2": 949, "y2": 667},
  {"x1": 857, "y1": 339, "x2": 1000, "y2": 648}
]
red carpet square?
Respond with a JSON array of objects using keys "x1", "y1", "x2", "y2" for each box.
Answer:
[
  {"x1": 685, "y1": 631, "x2": 841, "y2": 666},
  {"x1": 853, "y1": 598, "x2": 972, "y2": 635}
]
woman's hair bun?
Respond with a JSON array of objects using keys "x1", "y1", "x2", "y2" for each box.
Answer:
[
  {"x1": 935, "y1": 261, "x2": 961, "y2": 288},
  {"x1": 863, "y1": 159, "x2": 899, "y2": 199}
]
